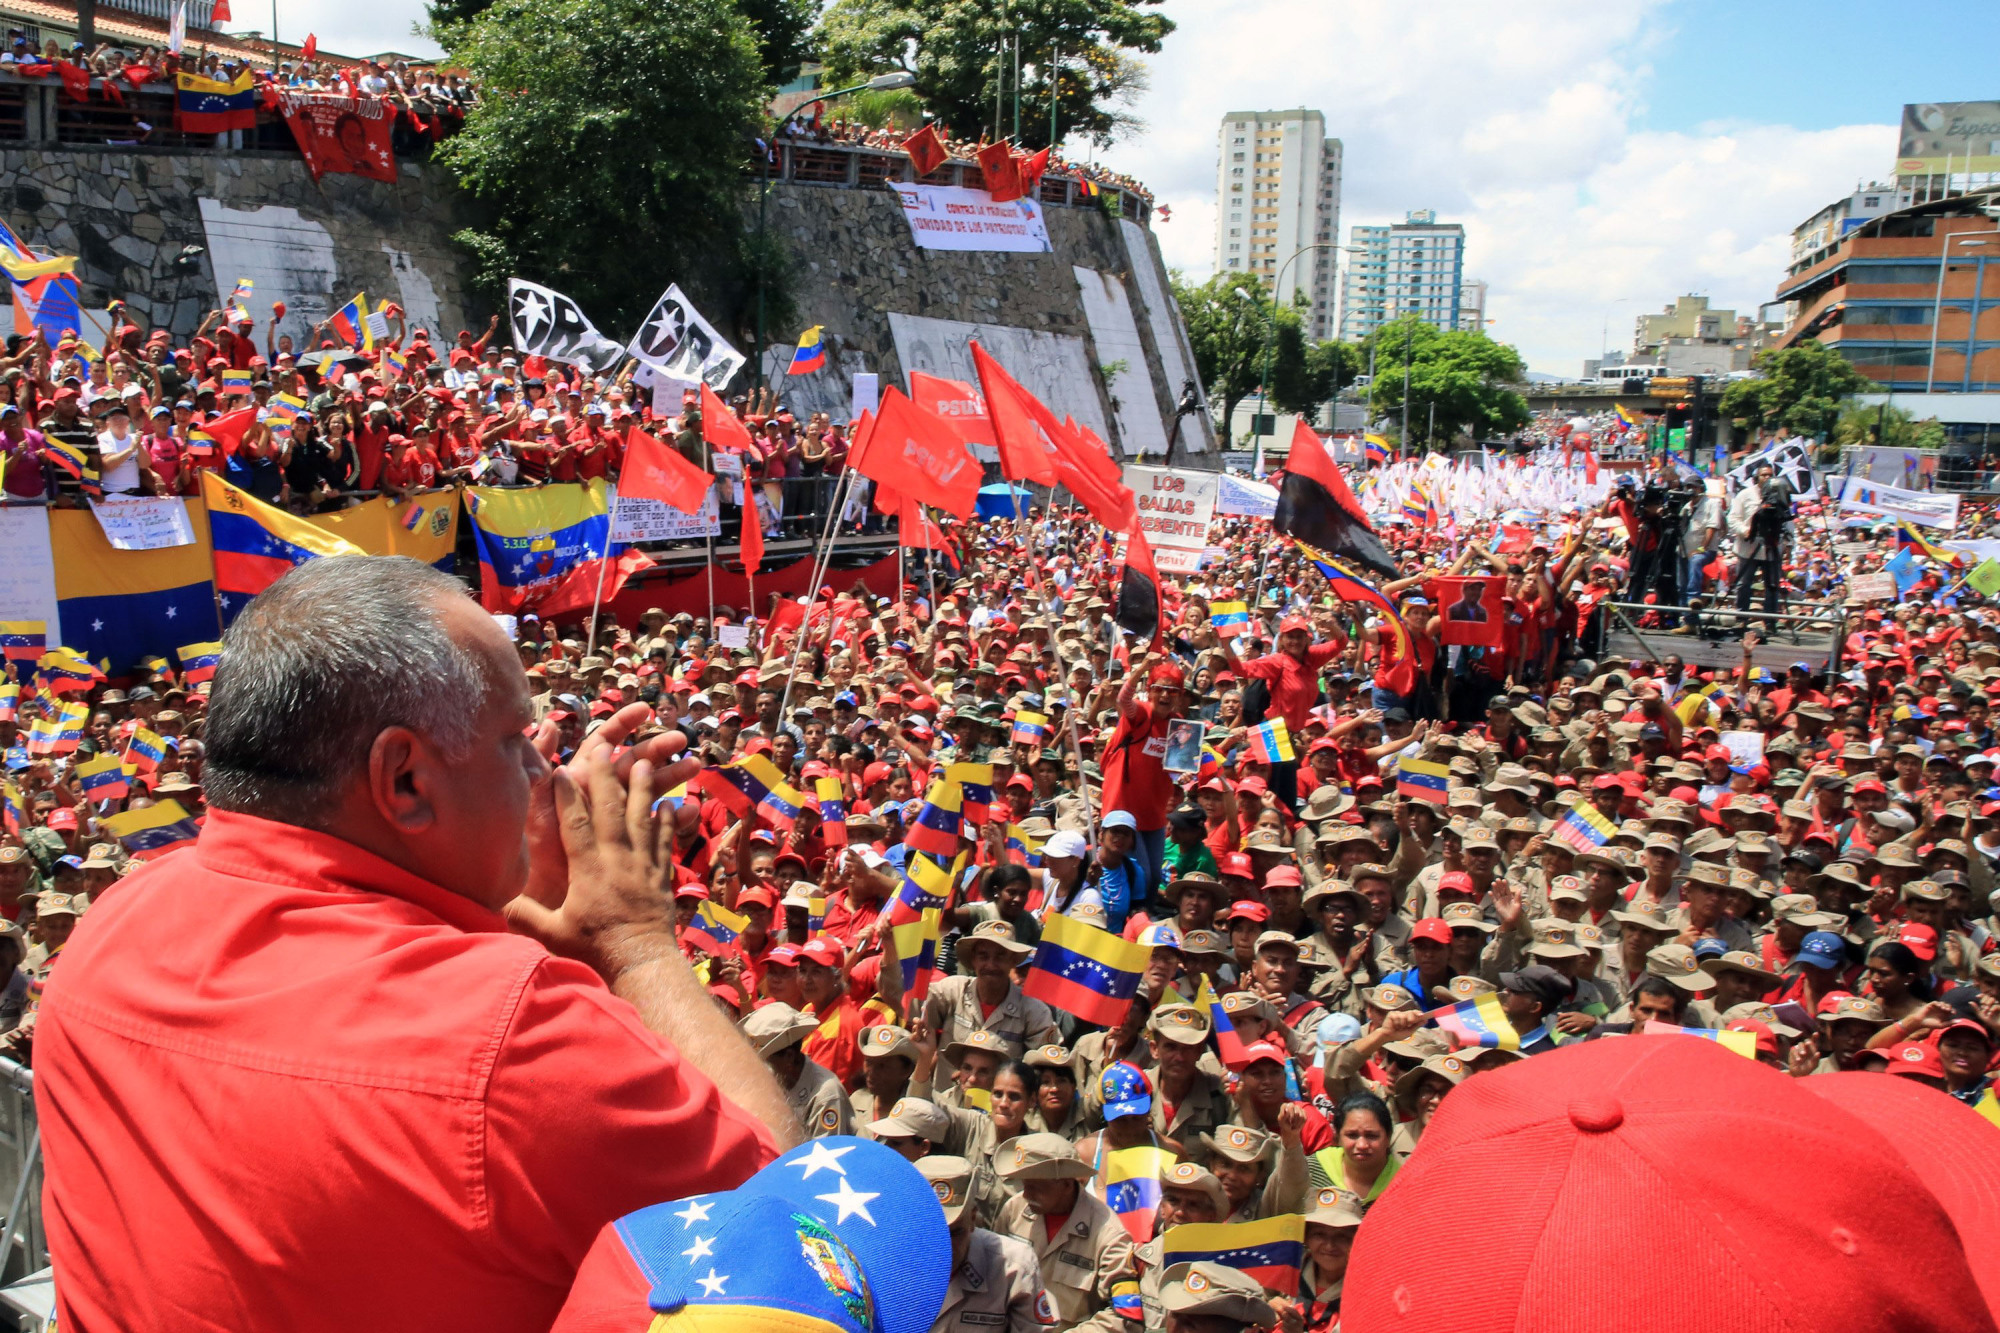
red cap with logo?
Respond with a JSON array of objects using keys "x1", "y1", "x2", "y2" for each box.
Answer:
[
  {"x1": 797, "y1": 937, "x2": 844, "y2": 969},
  {"x1": 1341, "y1": 1036, "x2": 2000, "y2": 1331},
  {"x1": 1410, "y1": 917, "x2": 1453, "y2": 945}
]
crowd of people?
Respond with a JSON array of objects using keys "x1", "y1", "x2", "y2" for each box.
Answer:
[
  {"x1": 778, "y1": 110, "x2": 1156, "y2": 204},
  {"x1": 8, "y1": 389, "x2": 2000, "y2": 1327}
]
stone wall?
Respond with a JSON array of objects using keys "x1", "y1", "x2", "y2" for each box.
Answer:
[
  {"x1": 0, "y1": 147, "x2": 480, "y2": 350},
  {"x1": 0, "y1": 143, "x2": 1211, "y2": 460}
]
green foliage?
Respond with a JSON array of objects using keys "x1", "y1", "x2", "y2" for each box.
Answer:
[
  {"x1": 737, "y1": 0, "x2": 819, "y2": 87},
  {"x1": 816, "y1": 0, "x2": 1171, "y2": 149},
  {"x1": 1174, "y1": 274, "x2": 1366, "y2": 442},
  {"x1": 1363, "y1": 315, "x2": 1530, "y2": 446},
  {"x1": 831, "y1": 88, "x2": 926, "y2": 130},
  {"x1": 1718, "y1": 341, "x2": 1873, "y2": 440},
  {"x1": 1833, "y1": 403, "x2": 1947, "y2": 451},
  {"x1": 435, "y1": 0, "x2": 771, "y2": 335},
  {"x1": 425, "y1": 0, "x2": 494, "y2": 34}
]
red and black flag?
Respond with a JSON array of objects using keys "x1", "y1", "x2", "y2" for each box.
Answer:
[
  {"x1": 978, "y1": 141, "x2": 1023, "y2": 201},
  {"x1": 1114, "y1": 525, "x2": 1165, "y2": 650},
  {"x1": 1274, "y1": 419, "x2": 1396, "y2": 578}
]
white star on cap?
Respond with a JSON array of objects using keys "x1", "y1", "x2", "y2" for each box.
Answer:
[
  {"x1": 814, "y1": 1176, "x2": 880, "y2": 1226},
  {"x1": 789, "y1": 1141, "x2": 855, "y2": 1180},
  {"x1": 696, "y1": 1268, "x2": 728, "y2": 1297},
  {"x1": 681, "y1": 1235, "x2": 714, "y2": 1261},
  {"x1": 674, "y1": 1198, "x2": 713, "y2": 1227}
]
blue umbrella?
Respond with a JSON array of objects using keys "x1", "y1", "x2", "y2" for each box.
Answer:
[{"x1": 976, "y1": 483, "x2": 1034, "y2": 520}]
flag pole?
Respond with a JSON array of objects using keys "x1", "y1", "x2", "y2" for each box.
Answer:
[
  {"x1": 584, "y1": 485, "x2": 617, "y2": 658},
  {"x1": 775, "y1": 466, "x2": 857, "y2": 722},
  {"x1": 706, "y1": 530, "x2": 717, "y2": 628},
  {"x1": 1040, "y1": 601, "x2": 1097, "y2": 831}
]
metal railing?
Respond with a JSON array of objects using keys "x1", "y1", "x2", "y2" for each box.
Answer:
[
  {"x1": 758, "y1": 138, "x2": 1152, "y2": 225},
  {"x1": 97, "y1": 0, "x2": 217, "y2": 23},
  {"x1": 0, "y1": 1059, "x2": 43, "y2": 1285}
]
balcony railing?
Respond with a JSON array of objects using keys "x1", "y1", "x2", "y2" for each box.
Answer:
[{"x1": 96, "y1": 0, "x2": 216, "y2": 25}]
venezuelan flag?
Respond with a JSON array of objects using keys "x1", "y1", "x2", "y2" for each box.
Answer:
[
  {"x1": 380, "y1": 346, "x2": 408, "y2": 380},
  {"x1": 0, "y1": 218, "x2": 73, "y2": 284},
  {"x1": 1896, "y1": 519, "x2": 1963, "y2": 568},
  {"x1": 263, "y1": 392, "x2": 305, "y2": 436},
  {"x1": 1004, "y1": 822, "x2": 1044, "y2": 867},
  {"x1": 694, "y1": 753, "x2": 805, "y2": 829},
  {"x1": 76, "y1": 752, "x2": 129, "y2": 803},
  {"x1": 1010, "y1": 711, "x2": 1049, "y2": 745},
  {"x1": 46, "y1": 701, "x2": 88, "y2": 756},
  {"x1": 124, "y1": 726, "x2": 168, "y2": 773},
  {"x1": 47, "y1": 500, "x2": 220, "y2": 675},
  {"x1": 327, "y1": 293, "x2": 372, "y2": 352},
  {"x1": 1022, "y1": 910, "x2": 1152, "y2": 1027},
  {"x1": 1196, "y1": 973, "x2": 1252, "y2": 1071},
  {"x1": 1396, "y1": 754, "x2": 1451, "y2": 805},
  {"x1": 201, "y1": 471, "x2": 367, "y2": 621},
  {"x1": 102, "y1": 799, "x2": 200, "y2": 860},
  {"x1": 40, "y1": 437, "x2": 101, "y2": 499},
  {"x1": 815, "y1": 776, "x2": 847, "y2": 846},
  {"x1": 1642, "y1": 1020, "x2": 1757, "y2": 1058},
  {"x1": 465, "y1": 481, "x2": 616, "y2": 615},
  {"x1": 1110, "y1": 1282, "x2": 1143, "y2": 1320},
  {"x1": 1551, "y1": 801, "x2": 1618, "y2": 853},
  {"x1": 787, "y1": 325, "x2": 826, "y2": 375},
  {"x1": 889, "y1": 849, "x2": 962, "y2": 927},
  {"x1": 0, "y1": 621, "x2": 45, "y2": 664},
  {"x1": 1976, "y1": 1087, "x2": 2000, "y2": 1129},
  {"x1": 684, "y1": 899, "x2": 749, "y2": 957},
  {"x1": 0, "y1": 684, "x2": 16, "y2": 726},
  {"x1": 948, "y1": 761, "x2": 994, "y2": 825},
  {"x1": 35, "y1": 648, "x2": 102, "y2": 696},
  {"x1": 1364, "y1": 432, "x2": 1392, "y2": 464},
  {"x1": 220, "y1": 369, "x2": 253, "y2": 396},
  {"x1": 905, "y1": 777, "x2": 966, "y2": 858},
  {"x1": 1674, "y1": 680, "x2": 1727, "y2": 727},
  {"x1": 1400, "y1": 479, "x2": 1430, "y2": 525},
  {"x1": 1302, "y1": 543, "x2": 1412, "y2": 667},
  {"x1": 0, "y1": 781, "x2": 23, "y2": 835},
  {"x1": 1161, "y1": 1215, "x2": 1307, "y2": 1297},
  {"x1": 1100, "y1": 1145, "x2": 1173, "y2": 1243},
  {"x1": 891, "y1": 905, "x2": 944, "y2": 1001},
  {"x1": 1248, "y1": 718, "x2": 1294, "y2": 764},
  {"x1": 175, "y1": 69, "x2": 256, "y2": 132},
  {"x1": 1614, "y1": 402, "x2": 1643, "y2": 430},
  {"x1": 1197, "y1": 745, "x2": 1224, "y2": 785},
  {"x1": 1208, "y1": 601, "x2": 1250, "y2": 637},
  {"x1": 1432, "y1": 992, "x2": 1543, "y2": 1051},
  {"x1": 177, "y1": 640, "x2": 223, "y2": 685}
]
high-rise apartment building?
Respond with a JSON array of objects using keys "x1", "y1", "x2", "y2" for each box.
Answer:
[
  {"x1": 1338, "y1": 210, "x2": 1466, "y2": 342},
  {"x1": 1213, "y1": 109, "x2": 1343, "y2": 341}
]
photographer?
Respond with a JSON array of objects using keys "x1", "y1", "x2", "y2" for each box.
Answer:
[{"x1": 1728, "y1": 460, "x2": 1793, "y2": 623}]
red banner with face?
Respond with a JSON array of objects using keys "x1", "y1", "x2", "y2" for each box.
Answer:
[{"x1": 278, "y1": 93, "x2": 396, "y2": 183}]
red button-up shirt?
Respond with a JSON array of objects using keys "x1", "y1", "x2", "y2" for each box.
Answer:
[{"x1": 37, "y1": 810, "x2": 778, "y2": 1333}]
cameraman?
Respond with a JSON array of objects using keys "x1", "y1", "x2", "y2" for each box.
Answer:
[
  {"x1": 1686, "y1": 479, "x2": 1726, "y2": 600},
  {"x1": 1728, "y1": 461, "x2": 1793, "y2": 622}
]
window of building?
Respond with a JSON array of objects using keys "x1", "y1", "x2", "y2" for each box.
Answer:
[
  {"x1": 1841, "y1": 346, "x2": 1931, "y2": 367},
  {"x1": 1231, "y1": 167, "x2": 1244, "y2": 175},
  {"x1": 1845, "y1": 305, "x2": 1936, "y2": 325},
  {"x1": 1228, "y1": 243, "x2": 1240, "y2": 252},
  {"x1": 1851, "y1": 263, "x2": 1941, "y2": 285},
  {"x1": 1232, "y1": 152, "x2": 1245, "y2": 162},
  {"x1": 1228, "y1": 258, "x2": 1241, "y2": 267}
]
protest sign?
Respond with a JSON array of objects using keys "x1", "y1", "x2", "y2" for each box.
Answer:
[
  {"x1": 89, "y1": 498, "x2": 196, "y2": 551},
  {"x1": 716, "y1": 623, "x2": 751, "y2": 651},
  {"x1": 1849, "y1": 571, "x2": 1899, "y2": 602},
  {"x1": 886, "y1": 183, "x2": 1053, "y2": 253},
  {"x1": 1214, "y1": 473, "x2": 1278, "y2": 519},
  {"x1": 1838, "y1": 477, "x2": 1961, "y2": 530},
  {"x1": 1125, "y1": 466, "x2": 1217, "y2": 574},
  {"x1": 609, "y1": 484, "x2": 721, "y2": 543},
  {"x1": 1719, "y1": 731, "x2": 1765, "y2": 770}
]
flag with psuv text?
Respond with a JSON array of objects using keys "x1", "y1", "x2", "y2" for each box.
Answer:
[
  {"x1": 619, "y1": 426, "x2": 713, "y2": 515},
  {"x1": 507, "y1": 278, "x2": 625, "y2": 373},
  {"x1": 845, "y1": 388, "x2": 981, "y2": 519}
]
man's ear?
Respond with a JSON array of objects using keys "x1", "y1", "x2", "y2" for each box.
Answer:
[{"x1": 367, "y1": 726, "x2": 439, "y2": 834}]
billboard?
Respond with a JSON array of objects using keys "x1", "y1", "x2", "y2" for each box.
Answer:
[{"x1": 1896, "y1": 102, "x2": 2000, "y2": 176}]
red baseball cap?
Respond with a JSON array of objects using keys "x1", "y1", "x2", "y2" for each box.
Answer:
[
  {"x1": 1222, "y1": 901, "x2": 1270, "y2": 924},
  {"x1": 1342, "y1": 1037, "x2": 1999, "y2": 1330},
  {"x1": 763, "y1": 944, "x2": 802, "y2": 970},
  {"x1": 1704, "y1": 744, "x2": 1733, "y2": 763},
  {"x1": 735, "y1": 885, "x2": 779, "y2": 911},
  {"x1": 1852, "y1": 778, "x2": 1887, "y2": 795},
  {"x1": 1219, "y1": 853, "x2": 1255, "y2": 879},
  {"x1": 1411, "y1": 917, "x2": 1452, "y2": 945},
  {"x1": 1886, "y1": 1040, "x2": 1945, "y2": 1080},
  {"x1": 1277, "y1": 615, "x2": 1312, "y2": 636},
  {"x1": 1238, "y1": 1040, "x2": 1287, "y2": 1068},
  {"x1": 1263, "y1": 866, "x2": 1303, "y2": 888},
  {"x1": 1436, "y1": 870, "x2": 1477, "y2": 898},
  {"x1": 1897, "y1": 922, "x2": 1939, "y2": 961},
  {"x1": 798, "y1": 937, "x2": 843, "y2": 969},
  {"x1": 45, "y1": 809, "x2": 78, "y2": 830}
]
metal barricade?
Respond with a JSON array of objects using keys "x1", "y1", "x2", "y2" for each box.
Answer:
[{"x1": 0, "y1": 1059, "x2": 41, "y2": 1286}]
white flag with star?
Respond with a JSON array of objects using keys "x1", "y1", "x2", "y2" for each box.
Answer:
[
  {"x1": 506, "y1": 277, "x2": 625, "y2": 374},
  {"x1": 625, "y1": 284, "x2": 746, "y2": 394}
]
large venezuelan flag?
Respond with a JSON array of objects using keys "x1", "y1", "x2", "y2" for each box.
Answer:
[
  {"x1": 201, "y1": 472, "x2": 367, "y2": 621},
  {"x1": 303, "y1": 492, "x2": 460, "y2": 573},
  {"x1": 465, "y1": 481, "x2": 614, "y2": 614},
  {"x1": 1022, "y1": 910, "x2": 1152, "y2": 1028},
  {"x1": 1160, "y1": 1216, "x2": 1307, "y2": 1296},
  {"x1": 48, "y1": 508, "x2": 220, "y2": 673}
]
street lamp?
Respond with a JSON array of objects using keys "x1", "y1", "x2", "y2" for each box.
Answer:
[
  {"x1": 1925, "y1": 234, "x2": 1994, "y2": 394},
  {"x1": 755, "y1": 70, "x2": 917, "y2": 389},
  {"x1": 1248, "y1": 243, "x2": 1360, "y2": 453}
]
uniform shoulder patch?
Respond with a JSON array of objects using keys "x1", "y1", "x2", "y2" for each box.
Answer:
[{"x1": 818, "y1": 1105, "x2": 841, "y2": 1131}]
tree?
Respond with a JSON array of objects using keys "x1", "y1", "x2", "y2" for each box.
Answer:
[
  {"x1": 815, "y1": 0, "x2": 1172, "y2": 150},
  {"x1": 428, "y1": 0, "x2": 813, "y2": 87},
  {"x1": 1718, "y1": 340, "x2": 1872, "y2": 440},
  {"x1": 1175, "y1": 275, "x2": 1307, "y2": 447},
  {"x1": 1833, "y1": 403, "x2": 1947, "y2": 452},
  {"x1": 1363, "y1": 315, "x2": 1529, "y2": 447},
  {"x1": 435, "y1": 0, "x2": 771, "y2": 335}
]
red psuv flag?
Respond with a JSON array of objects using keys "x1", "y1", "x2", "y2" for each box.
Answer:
[
  {"x1": 904, "y1": 124, "x2": 948, "y2": 177},
  {"x1": 621, "y1": 427, "x2": 713, "y2": 515},
  {"x1": 847, "y1": 388, "x2": 980, "y2": 519}
]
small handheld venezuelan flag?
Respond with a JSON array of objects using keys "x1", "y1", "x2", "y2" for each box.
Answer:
[
  {"x1": 1395, "y1": 754, "x2": 1451, "y2": 805},
  {"x1": 176, "y1": 641, "x2": 224, "y2": 685},
  {"x1": 1551, "y1": 801, "x2": 1618, "y2": 853},
  {"x1": 102, "y1": 799, "x2": 200, "y2": 859},
  {"x1": 0, "y1": 621, "x2": 46, "y2": 664},
  {"x1": 76, "y1": 752, "x2": 129, "y2": 803},
  {"x1": 1248, "y1": 718, "x2": 1294, "y2": 764},
  {"x1": 814, "y1": 776, "x2": 847, "y2": 846},
  {"x1": 1208, "y1": 600, "x2": 1250, "y2": 636},
  {"x1": 1010, "y1": 711, "x2": 1048, "y2": 745}
]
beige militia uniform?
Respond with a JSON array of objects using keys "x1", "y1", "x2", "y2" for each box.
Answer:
[
  {"x1": 924, "y1": 976, "x2": 1061, "y2": 1073},
  {"x1": 786, "y1": 1056, "x2": 853, "y2": 1138},
  {"x1": 995, "y1": 1187, "x2": 1134, "y2": 1332},
  {"x1": 931, "y1": 1228, "x2": 1054, "y2": 1333}
]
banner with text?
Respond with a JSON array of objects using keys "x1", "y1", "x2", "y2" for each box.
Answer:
[
  {"x1": 1125, "y1": 465, "x2": 1218, "y2": 574},
  {"x1": 610, "y1": 484, "x2": 723, "y2": 543},
  {"x1": 887, "y1": 183, "x2": 1053, "y2": 253},
  {"x1": 90, "y1": 497, "x2": 196, "y2": 551},
  {"x1": 1838, "y1": 476, "x2": 1961, "y2": 531},
  {"x1": 277, "y1": 92, "x2": 396, "y2": 183}
]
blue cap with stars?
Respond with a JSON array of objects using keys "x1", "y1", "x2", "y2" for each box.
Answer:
[{"x1": 550, "y1": 1136, "x2": 950, "y2": 1333}]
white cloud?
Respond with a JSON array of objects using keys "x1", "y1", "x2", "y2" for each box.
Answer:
[
  {"x1": 1101, "y1": 0, "x2": 1890, "y2": 374},
  {"x1": 222, "y1": 0, "x2": 439, "y2": 61}
]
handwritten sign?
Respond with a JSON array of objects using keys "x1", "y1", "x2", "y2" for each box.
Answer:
[
  {"x1": 1849, "y1": 571, "x2": 1899, "y2": 603},
  {"x1": 716, "y1": 623, "x2": 751, "y2": 651},
  {"x1": 1718, "y1": 731, "x2": 1765, "y2": 770},
  {"x1": 89, "y1": 497, "x2": 196, "y2": 550},
  {"x1": 1121, "y1": 465, "x2": 1218, "y2": 574},
  {"x1": 609, "y1": 485, "x2": 722, "y2": 543}
]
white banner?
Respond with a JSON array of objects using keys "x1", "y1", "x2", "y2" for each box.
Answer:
[
  {"x1": 1838, "y1": 477, "x2": 1961, "y2": 530},
  {"x1": 1126, "y1": 465, "x2": 1218, "y2": 574},
  {"x1": 627, "y1": 284, "x2": 747, "y2": 392},
  {"x1": 507, "y1": 277, "x2": 625, "y2": 373},
  {"x1": 0, "y1": 507, "x2": 60, "y2": 648},
  {"x1": 887, "y1": 183, "x2": 1053, "y2": 253},
  {"x1": 609, "y1": 484, "x2": 722, "y2": 543},
  {"x1": 1214, "y1": 473, "x2": 1278, "y2": 519},
  {"x1": 89, "y1": 497, "x2": 196, "y2": 550}
]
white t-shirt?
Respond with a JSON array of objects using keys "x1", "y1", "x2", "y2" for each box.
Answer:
[{"x1": 96, "y1": 427, "x2": 144, "y2": 494}]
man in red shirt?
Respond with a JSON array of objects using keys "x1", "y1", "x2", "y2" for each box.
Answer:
[
  {"x1": 36, "y1": 557, "x2": 798, "y2": 1333},
  {"x1": 1100, "y1": 654, "x2": 1188, "y2": 900}
]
